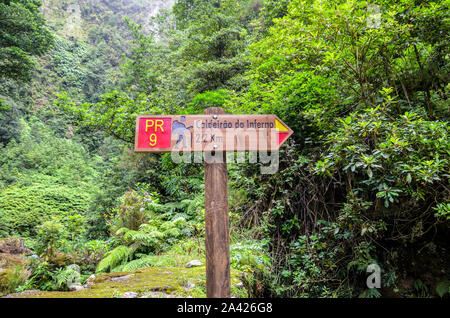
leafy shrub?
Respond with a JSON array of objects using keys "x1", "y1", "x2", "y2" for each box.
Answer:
[
  {"x1": 54, "y1": 265, "x2": 82, "y2": 291},
  {"x1": 35, "y1": 217, "x2": 67, "y2": 257},
  {"x1": 106, "y1": 190, "x2": 156, "y2": 232},
  {"x1": 230, "y1": 241, "x2": 270, "y2": 271},
  {"x1": 18, "y1": 260, "x2": 89, "y2": 292},
  {"x1": 316, "y1": 100, "x2": 449, "y2": 243},
  {"x1": 96, "y1": 216, "x2": 188, "y2": 273},
  {"x1": 0, "y1": 119, "x2": 99, "y2": 240},
  {"x1": 0, "y1": 184, "x2": 90, "y2": 240},
  {"x1": 229, "y1": 0, "x2": 449, "y2": 298},
  {"x1": 75, "y1": 240, "x2": 111, "y2": 270},
  {"x1": 17, "y1": 261, "x2": 59, "y2": 292}
]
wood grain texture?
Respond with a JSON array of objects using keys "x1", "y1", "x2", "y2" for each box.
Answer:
[{"x1": 204, "y1": 107, "x2": 231, "y2": 298}]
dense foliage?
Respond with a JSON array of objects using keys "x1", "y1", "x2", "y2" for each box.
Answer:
[
  {"x1": 0, "y1": 0, "x2": 448, "y2": 298},
  {"x1": 0, "y1": 0, "x2": 53, "y2": 82}
]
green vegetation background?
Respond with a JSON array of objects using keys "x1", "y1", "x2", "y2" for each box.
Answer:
[{"x1": 0, "y1": 0, "x2": 448, "y2": 298}]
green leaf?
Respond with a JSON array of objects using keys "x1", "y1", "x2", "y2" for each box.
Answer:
[{"x1": 436, "y1": 280, "x2": 450, "y2": 298}]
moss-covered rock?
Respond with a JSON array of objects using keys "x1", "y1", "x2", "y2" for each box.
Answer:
[{"x1": 0, "y1": 238, "x2": 32, "y2": 255}]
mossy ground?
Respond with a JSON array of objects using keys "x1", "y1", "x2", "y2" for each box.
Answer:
[{"x1": 3, "y1": 266, "x2": 247, "y2": 298}]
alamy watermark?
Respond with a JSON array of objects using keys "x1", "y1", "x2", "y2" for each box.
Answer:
[
  {"x1": 169, "y1": 120, "x2": 280, "y2": 174},
  {"x1": 66, "y1": 264, "x2": 82, "y2": 290},
  {"x1": 367, "y1": 4, "x2": 381, "y2": 29},
  {"x1": 366, "y1": 264, "x2": 381, "y2": 289}
]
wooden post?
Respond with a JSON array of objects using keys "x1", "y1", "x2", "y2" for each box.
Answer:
[{"x1": 204, "y1": 107, "x2": 230, "y2": 298}]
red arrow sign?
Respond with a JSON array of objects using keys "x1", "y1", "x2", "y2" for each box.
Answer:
[{"x1": 134, "y1": 114, "x2": 293, "y2": 152}]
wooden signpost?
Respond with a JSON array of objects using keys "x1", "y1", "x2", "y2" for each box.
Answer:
[
  {"x1": 134, "y1": 112, "x2": 293, "y2": 153},
  {"x1": 135, "y1": 108, "x2": 293, "y2": 298}
]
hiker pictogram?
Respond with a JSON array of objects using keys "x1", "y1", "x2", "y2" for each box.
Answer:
[{"x1": 172, "y1": 116, "x2": 193, "y2": 149}]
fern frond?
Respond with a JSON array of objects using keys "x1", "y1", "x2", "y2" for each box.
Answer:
[
  {"x1": 139, "y1": 224, "x2": 157, "y2": 233},
  {"x1": 111, "y1": 264, "x2": 125, "y2": 272},
  {"x1": 149, "y1": 230, "x2": 164, "y2": 240},
  {"x1": 163, "y1": 227, "x2": 181, "y2": 238},
  {"x1": 118, "y1": 256, "x2": 156, "y2": 272},
  {"x1": 96, "y1": 245, "x2": 132, "y2": 273},
  {"x1": 123, "y1": 230, "x2": 157, "y2": 246},
  {"x1": 160, "y1": 221, "x2": 176, "y2": 231},
  {"x1": 55, "y1": 266, "x2": 80, "y2": 289},
  {"x1": 172, "y1": 217, "x2": 187, "y2": 228},
  {"x1": 115, "y1": 227, "x2": 130, "y2": 236}
]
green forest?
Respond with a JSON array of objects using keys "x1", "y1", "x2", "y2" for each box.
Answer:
[{"x1": 0, "y1": 0, "x2": 448, "y2": 299}]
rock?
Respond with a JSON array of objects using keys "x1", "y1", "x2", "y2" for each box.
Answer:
[
  {"x1": 110, "y1": 274, "x2": 134, "y2": 282},
  {"x1": 0, "y1": 238, "x2": 32, "y2": 255},
  {"x1": 1, "y1": 289, "x2": 43, "y2": 298},
  {"x1": 184, "y1": 282, "x2": 195, "y2": 289},
  {"x1": 83, "y1": 276, "x2": 95, "y2": 289},
  {"x1": 122, "y1": 292, "x2": 138, "y2": 298},
  {"x1": 140, "y1": 291, "x2": 168, "y2": 298},
  {"x1": 185, "y1": 260, "x2": 202, "y2": 268},
  {"x1": 69, "y1": 285, "x2": 84, "y2": 292},
  {"x1": 236, "y1": 282, "x2": 243, "y2": 288},
  {"x1": 87, "y1": 274, "x2": 96, "y2": 282}
]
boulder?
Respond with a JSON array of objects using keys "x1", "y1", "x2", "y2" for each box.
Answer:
[
  {"x1": 0, "y1": 238, "x2": 32, "y2": 255},
  {"x1": 122, "y1": 292, "x2": 138, "y2": 298},
  {"x1": 81, "y1": 274, "x2": 96, "y2": 289},
  {"x1": 185, "y1": 260, "x2": 202, "y2": 268},
  {"x1": 87, "y1": 274, "x2": 96, "y2": 282}
]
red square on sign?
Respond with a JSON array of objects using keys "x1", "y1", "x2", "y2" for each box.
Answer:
[{"x1": 138, "y1": 118, "x2": 172, "y2": 149}]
